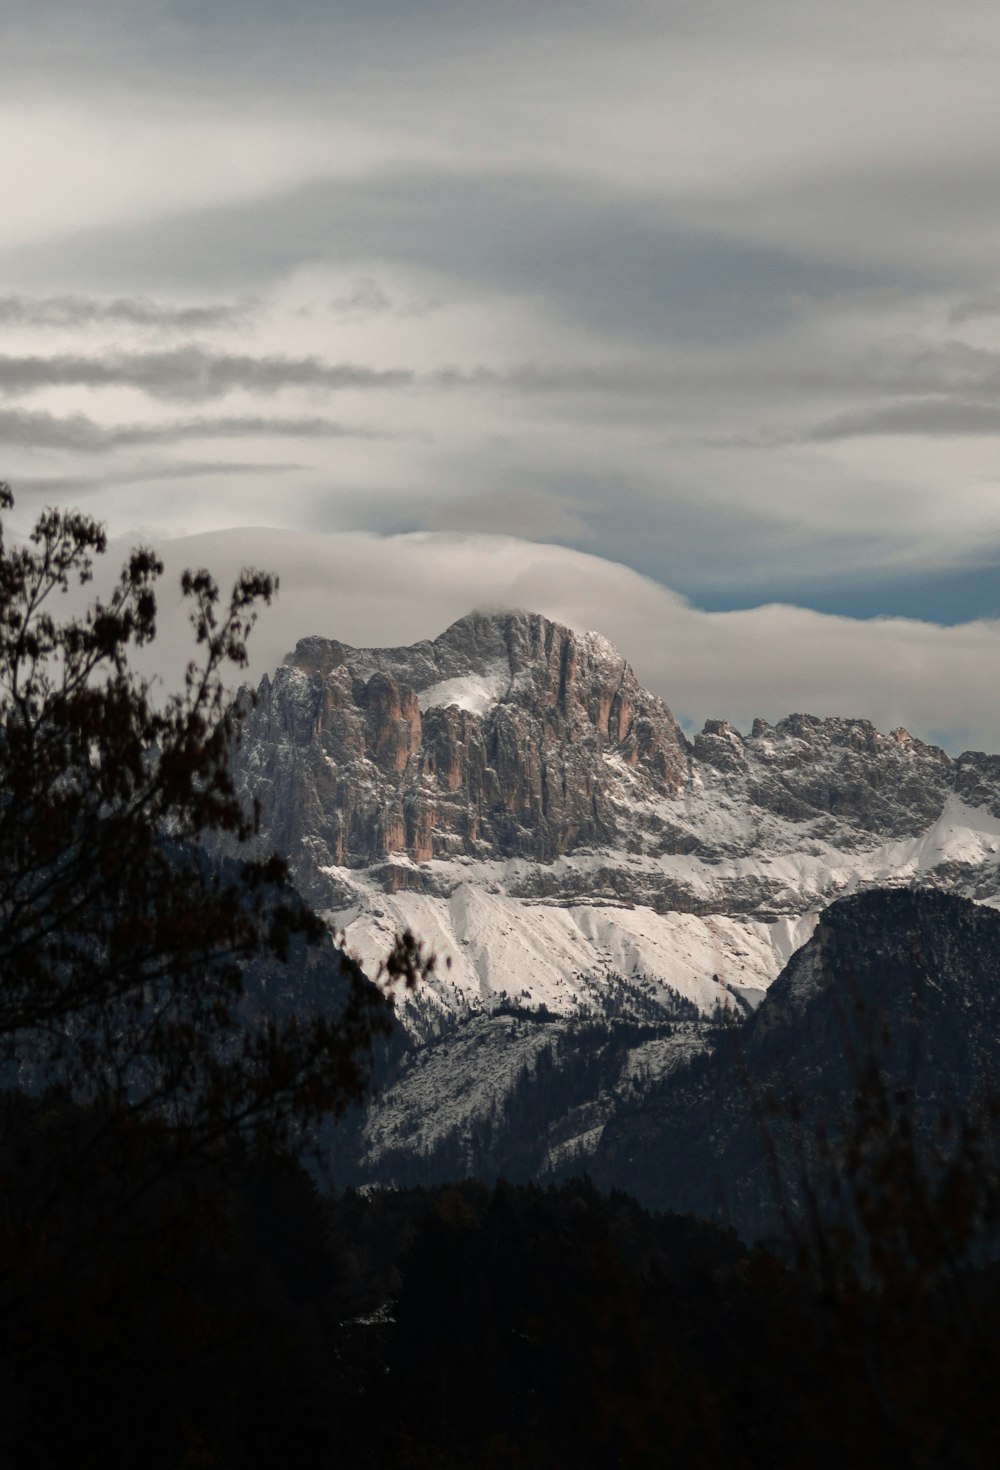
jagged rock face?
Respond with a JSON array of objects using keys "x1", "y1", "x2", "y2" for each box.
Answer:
[
  {"x1": 230, "y1": 614, "x2": 1000, "y2": 1192},
  {"x1": 234, "y1": 611, "x2": 690, "y2": 894},
  {"x1": 696, "y1": 713, "x2": 955, "y2": 837}
]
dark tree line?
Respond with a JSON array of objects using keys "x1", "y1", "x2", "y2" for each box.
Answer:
[{"x1": 14, "y1": 1162, "x2": 995, "y2": 1469}]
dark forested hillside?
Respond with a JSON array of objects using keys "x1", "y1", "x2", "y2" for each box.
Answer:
[{"x1": 593, "y1": 887, "x2": 1000, "y2": 1244}]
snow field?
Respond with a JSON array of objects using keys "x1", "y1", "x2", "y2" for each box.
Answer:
[
  {"x1": 323, "y1": 795, "x2": 1000, "y2": 1034},
  {"x1": 329, "y1": 875, "x2": 819, "y2": 1027}
]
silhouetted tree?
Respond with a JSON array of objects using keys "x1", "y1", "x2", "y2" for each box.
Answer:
[
  {"x1": 0, "y1": 482, "x2": 395, "y2": 1156},
  {"x1": 0, "y1": 483, "x2": 419, "y2": 1462}
]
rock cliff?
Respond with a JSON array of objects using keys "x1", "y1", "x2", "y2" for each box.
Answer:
[{"x1": 235, "y1": 610, "x2": 689, "y2": 884}]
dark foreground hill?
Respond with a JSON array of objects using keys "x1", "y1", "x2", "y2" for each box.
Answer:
[{"x1": 592, "y1": 887, "x2": 1000, "y2": 1242}]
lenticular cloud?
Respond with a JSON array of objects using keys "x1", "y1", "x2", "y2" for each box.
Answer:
[{"x1": 99, "y1": 525, "x2": 1000, "y2": 756}]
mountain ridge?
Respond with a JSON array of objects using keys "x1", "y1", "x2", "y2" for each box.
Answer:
[{"x1": 231, "y1": 610, "x2": 1000, "y2": 1028}]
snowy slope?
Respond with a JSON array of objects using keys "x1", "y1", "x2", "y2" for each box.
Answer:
[
  {"x1": 325, "y1": 789, "x2": 1000, "y2": 1031},
  {"x1": 359, "y1": 1008, "x2": 710, "y2": 1175},
  {"x1": 327, "y1": 868, "x2": 811, "y2": 1021}
]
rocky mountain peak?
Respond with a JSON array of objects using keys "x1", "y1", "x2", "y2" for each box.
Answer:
[
  {"x1": 286, "y1": 610, "x2": 650, "y2": 723},
  {"x1": 234, "y1": 611, "x2": 692, "y2": 896}
]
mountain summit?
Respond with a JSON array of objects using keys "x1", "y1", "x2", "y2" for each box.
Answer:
[{"x1": 237, "y1": 610, "x2": 689, "y2": 874}]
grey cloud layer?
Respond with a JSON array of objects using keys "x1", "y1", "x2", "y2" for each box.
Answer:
[
  {"x1": 0, "y1": 347, "x2": 787, "y2": 403},
  {"x1": 0, "y1": 295, "x2": 257, "y2": 331},
  {"x1": 6, "y1": 335, "x2": 1000, "y2": 409},
  {"x1": 0, "y1": 347, "x2": 412, "y2": 401},
  {"x1": 2, "y1": 171, "x2": 891, "y2": 344},
  {"x1": 0, "y1": 407, "x2": 396, "y2": 451},
  {"x1": 15, "y1": 461, "x2": 302, "y2": 501},
  {"x1": 3, "y1": 0, "x2": 675, "y2": 95},
  {"x1": 808, "y1": 399, "x2": 1000, "y2": 441},
  {"x1": 6, "y1": 0, "x2": 1000, "y2": 638},
  {"x1": 948, "y1": 294, "x2": 1000, "y2": 325}
]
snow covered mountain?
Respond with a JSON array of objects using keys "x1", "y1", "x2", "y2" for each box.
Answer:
[{"x1": 233, "y1": 610, "x2": 1000, "y2": 1033}]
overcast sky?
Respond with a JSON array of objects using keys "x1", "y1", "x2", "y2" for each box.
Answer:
[{"x1": 3, "y1": 2, "x2": 1000, "y2": 749}]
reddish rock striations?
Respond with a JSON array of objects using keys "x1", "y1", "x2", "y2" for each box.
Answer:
[
  {"x1": 363, "y1": 673, "x2": 422, "y2": 773},
  {"x1": 233, "y1": 612, "x2": 692, "y2": 889}
]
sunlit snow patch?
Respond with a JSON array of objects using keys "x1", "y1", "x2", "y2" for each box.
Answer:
[{"x1": 417, "y1": 662, "x2": 510, "y2": 716}]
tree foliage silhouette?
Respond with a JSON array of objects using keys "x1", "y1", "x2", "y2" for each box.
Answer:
[
  {"x1": 0, "y1": 481, "x2": 397, "y2": 1268},
  {"x1": 0, "y1": 484, "x2": 449, "y2": 1467}
]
